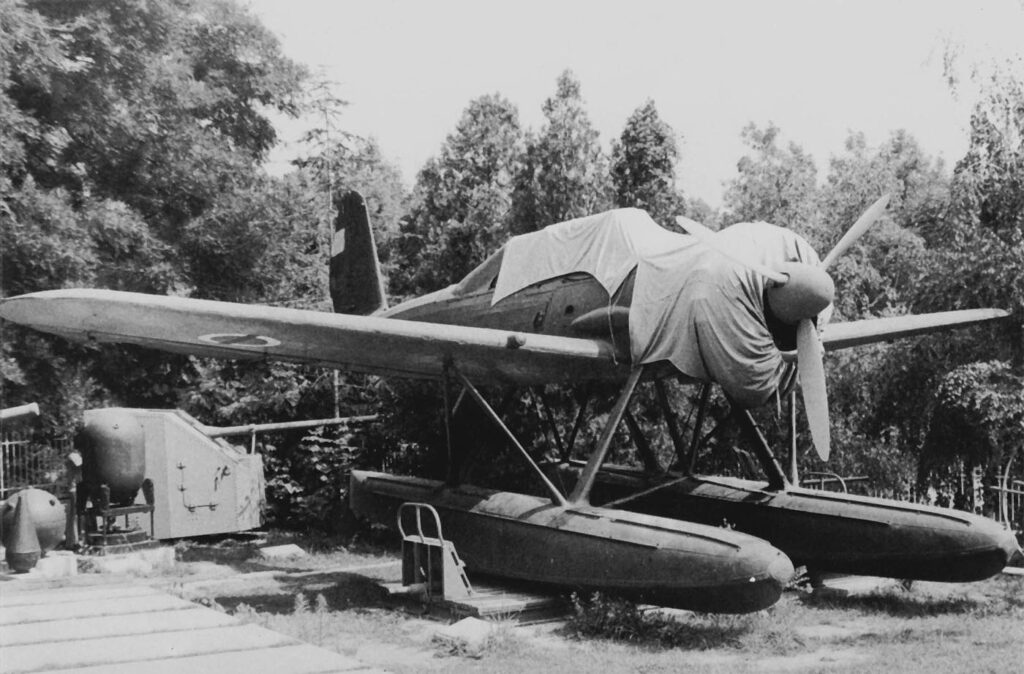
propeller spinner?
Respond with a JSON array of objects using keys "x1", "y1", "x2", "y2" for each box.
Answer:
[{"x1": 676, "y1": 194, "x2": 891, "y2": 461}]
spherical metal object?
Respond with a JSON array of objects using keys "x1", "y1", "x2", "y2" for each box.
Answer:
[
  {"x1": 76, "y1": 410, "x2": 146, "y2": 507},
  {"x1": 1, "y1": 488, "x2": 66, "y2": 553}
]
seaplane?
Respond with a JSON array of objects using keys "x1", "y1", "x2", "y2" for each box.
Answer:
[{"x1": 0, "y1": 191, "x2": 1017, "y2": 611}]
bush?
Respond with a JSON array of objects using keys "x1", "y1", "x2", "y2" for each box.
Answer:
[
  {"x1": 565, "y1": 592, "x2": 751, "y2": 650},
  {"x1": 263, "y1": 426, "x2": 362, "y2": 532}
]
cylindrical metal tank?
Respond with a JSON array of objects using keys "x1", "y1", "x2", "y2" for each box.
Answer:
[
  {"x1": 0, "y1": 402, "x2": 40, "y2": 423},
  {"x1": 76, "y1": 410, "x2": 146, "y2": 507},
  {"x1": 0, "y1": 487, "x2": 66, "y2": 553}
]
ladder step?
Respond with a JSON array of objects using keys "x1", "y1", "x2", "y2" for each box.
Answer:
[
  {"x1": 381, "y1": 581, "x2": 427, "y2": 596},
  {"x1": 398, "y1": 502, "x2": 473, "y2": 600}
]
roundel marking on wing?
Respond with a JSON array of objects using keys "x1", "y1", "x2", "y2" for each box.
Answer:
[{"x1": 198, "y1": 333, "x2": 282, "y2": 348}]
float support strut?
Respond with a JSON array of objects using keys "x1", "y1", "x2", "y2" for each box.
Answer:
[
  {"x1": 453, "y1": 369, "x2": 567, "y2": 507},
  {"x1": 570, "y1": 368, "x2": 643, "y2": 505}
]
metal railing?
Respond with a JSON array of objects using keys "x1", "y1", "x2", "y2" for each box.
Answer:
[
  {"x1": 0, "y1": 430, "x2": 71, "y2": 499},
  {"x1": 992, "y1": 478, "x2": 1024, "y2": 531},
  {"x1": 799, "y1": 471, "x2": 869, "y2": 494}
]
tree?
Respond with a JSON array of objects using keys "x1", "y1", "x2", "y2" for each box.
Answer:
[
  {"x1": 286, "y1": 75, "x2": 407, "y2": 297},
  {"x1": 919, "y1": 37, "x2": 1024, "y2": 343},
  {"x1": 509, "y1": 70, "x2": 611, "y2": 233},
  {"x1": 1, "y1": 0, "x2": 309, "y2": 431},
  {"x1": 857, "y1": 61, "x2": 1024, "y2": 488},
  {"x1": 721, "y1": 122, "x2": 818, "y2": 236},
  {"x1": 254, "y1": 135, "x2": 409, "y2": 310},
  {"x1": 921, "y1": 361, "x2": 1024, "y2": 512},
  {"x1": 6, "y1": 0, "x2": 306, "y2": 235},
  {"x1": 0, "y1": 1, "x2": 405, "y2": 530},
  {"x1": 812, "y1": 131, "x2": 950, "y2": 489},
  {"x1": 0, "y1": 0, "x2": 65, "y2": 186},
  {"x1": 914, "y1": 66, "x2": 1023, "y2": 354},
  {"x1": 610, "y1": 99, "x2": 685, "y2": 229},
  {"x1": 393, "y1": 93, "x2": 523, "y2": 295},
  {"x1": 3, "y1": 0, "x2": 309, "y2": 304},
  {"x1": 683, "y1": 197, "x2": 721, "y2": 230},
  {"x1": 818, "y1": 130, "x2": 943, "y2": 320}
]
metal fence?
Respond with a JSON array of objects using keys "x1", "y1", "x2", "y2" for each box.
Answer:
[
  {"x1": 992, "y1": 478, "x2": 1024, "y2": 531},
  {"x1": 0, "y1": 430, "x2": 71, "y2": 499},
  {"x1": 800, "y1": 468, "x2": 1023, "y2": 533}
]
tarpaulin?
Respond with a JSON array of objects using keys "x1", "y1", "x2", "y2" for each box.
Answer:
[{"x1": 494, "y1": 209, "x2": 822, "y2": 406}]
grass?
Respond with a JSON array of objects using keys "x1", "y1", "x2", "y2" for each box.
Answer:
[
  {"x1": 800, "y1": 575, "x2": 1023, "y2": 618},
  {"x1": 163, "y1": 535, "x2": 1024, "y2": 673},
  {"x1": 223, "y1": 576, "x2": 1023, "y2": 673}
]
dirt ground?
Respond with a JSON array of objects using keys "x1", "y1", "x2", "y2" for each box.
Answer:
[{"x1": 132, "y1": 534, "x2": 1024, "y2": 674}]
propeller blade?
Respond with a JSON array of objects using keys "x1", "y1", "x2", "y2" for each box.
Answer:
[
  {"x1": 796, "y1": 318, "x2": 830, "y2": 461},
  {"x1": 822, "y1": 194, "x2": 891, "y2": 269},
  {"x1": 675, "y1": 216, "x2": 789, "y2": 284}
]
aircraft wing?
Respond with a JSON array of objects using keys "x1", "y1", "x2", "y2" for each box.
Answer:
[
  {"x1": 822, "y1": 309, "x2": 1011, "y2": 351},
  {"x1": 0, "y1": 289, "x2": 629, "y2": 385}
]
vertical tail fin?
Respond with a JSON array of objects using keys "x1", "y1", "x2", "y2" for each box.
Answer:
[{"x1": 329, "y1": 191, "x2": 388, "y2": 315}]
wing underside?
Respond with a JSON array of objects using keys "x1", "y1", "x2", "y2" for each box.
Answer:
[{"x1": 0, "y1": 289, "x2": 628, "y2": 385}]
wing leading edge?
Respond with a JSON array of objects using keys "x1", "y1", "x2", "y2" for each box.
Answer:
[
  {"x1": 0, "y1": 289, "x2": 628, "y2": 385},
  {"x1": 822, "y1": 309, "x2": 1011, "y2": 351}
]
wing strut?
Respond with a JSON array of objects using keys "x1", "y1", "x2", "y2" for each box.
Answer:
[
  {"x1": 787, "y1": 390, "x2": 799, "y2": 485},
  {"x1": 625, "y1": 411, "x2": 663, "y2": 474},
  {"x1": 442, "y1": 366, "x2": 471, "y2": 485},
  {"x1": 687, "y1": 384, "x2": 712, "y2": 474},
  {"x1": 569, "y1": 367, "x2": 644, "y2": 505},
  {"x1": 732, "y1": 408, "x2": 789, "y2": 491},
  {"x1": 442, "y1": 364, "x2": 456, "y2": 485},
  {"x1": 532, "y1": 388, "x2": 565, "y2": 459},
  {"x1": 452, "y1": 369, "x2": 568, "y2": 507},
  {"x1": 564, "y1": 391, "x2": 590, "y2": 461}
]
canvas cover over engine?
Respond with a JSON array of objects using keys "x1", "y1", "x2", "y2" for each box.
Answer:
[{"x1": 493, "y1": 208, "x2": 822, "y2": 406}]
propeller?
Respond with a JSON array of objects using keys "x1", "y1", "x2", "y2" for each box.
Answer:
[
  {"x1": 822, "y1": 194, "x2": 891, "y2": 269},
  {"x1": 796, "y1": 317, "x2": 830, "y2": 460},
  {"x1": 675, "y1": 194, "x2": 891, "y2": 461},
  {"x1": 675, "y1": 216, "x2": 789, "y2": 284}
]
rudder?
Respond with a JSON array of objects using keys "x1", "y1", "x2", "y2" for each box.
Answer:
[{"x1": 329, "y1": 191, "x2": 388, "y2": 315}]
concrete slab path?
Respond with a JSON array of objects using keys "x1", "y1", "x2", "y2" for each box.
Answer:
[{"x1": 0, "y1": 579, "x2": 388, "y2": 673}]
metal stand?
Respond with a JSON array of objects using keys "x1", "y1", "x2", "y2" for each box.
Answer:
[
  {"x1": 78, "y1": 479, "x2": 157, "y2": 551},
  {"x1": 397, "y1": 502, "x2": 473, "y2": 602}
]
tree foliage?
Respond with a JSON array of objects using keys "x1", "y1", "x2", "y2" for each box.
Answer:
[
  {"x1": 923, "y1": 361, "x2": 1024, "y2": 483},
  {"x1": 391, "y1": 93, "x2": 522, "y2": 296},
  {"x1": 818, "y1": 130, "x2": 940, "y2": 320},
  {"x1": 509, "y1": 70, "x2": 611, "y2": 234},
  {"x1": 830, "y1": 65, "x2": 1024, "y2": 489},
  {"x1": 721, "y1": 122, "x2": 818, "y2": 234},
  {"x1": 610, "y1": 99, "x2": 685, "y2": 228},
  {"x1": 1, "y1": 0, "x2": 309, "y2": 432}
]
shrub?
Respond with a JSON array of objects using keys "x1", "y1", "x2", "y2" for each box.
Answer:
[{"x1": 565, "y1": 592, "x2": 750, "y2": 650}]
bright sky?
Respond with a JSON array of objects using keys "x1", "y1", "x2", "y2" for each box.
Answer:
[{"x1": 247, "y1": 0, "x2": 1024, "y2": 208}]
